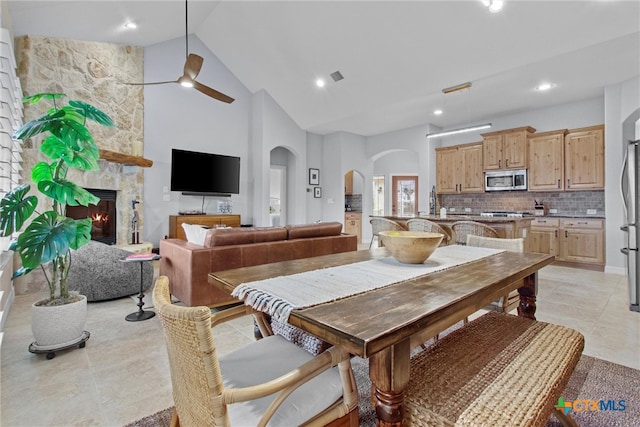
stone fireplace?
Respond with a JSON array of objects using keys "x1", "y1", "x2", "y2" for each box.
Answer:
[
  {"x1": 67, "y1": 189, "x2": 117, "y2": 245},
  {"x1": 12, "y1": 35, "x2": 146, "y2": 295}
]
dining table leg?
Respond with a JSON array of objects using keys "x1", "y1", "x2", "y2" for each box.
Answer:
[
  {"x1": 517, "y1": 271, "x2": 538, "y2": 320},
  {"x1": 369, "y1": 338, "x2": 411, "y2": 427}
]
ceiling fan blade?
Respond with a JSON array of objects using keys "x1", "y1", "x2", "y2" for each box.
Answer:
[
  {"x1": 125, "y1": 80, "x2": 179, "y2": 86},
  {"x1": 184, "y1": 54, "x2": 203, "y2": 80},
  {"x1": 192, "y1": 80, "x2": 235, "y2": 104}
]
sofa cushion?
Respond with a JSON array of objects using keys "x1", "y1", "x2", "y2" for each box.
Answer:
[
  {"x1": 286, "y1": 222, "x2": 343, "y2": 240},
  {"x1": 204, "y1": 226, "x2": 288, "y2": 247},
  {"x1": 181, "y1": 223, "x2": 209, "y2": 246}
]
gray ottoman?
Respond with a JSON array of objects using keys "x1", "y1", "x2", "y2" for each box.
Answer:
[{"x1": 67, "y1": 241, "x2": 154, "y2": 302}]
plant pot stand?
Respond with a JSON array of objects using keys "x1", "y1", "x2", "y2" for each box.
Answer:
[{"x1": 29, "y1": 330, "x2": 90, "y2": 360}]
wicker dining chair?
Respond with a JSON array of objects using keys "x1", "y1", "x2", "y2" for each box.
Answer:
[
  {"x1": 466, "y1": 235, "x2": 525, "y2": 313},
  {"x1": 451, "y1": 221, "x2": 499, "y2": 245},
  {"x1": 406, "y1": 218, "x2": 452, "y2": 246},
  {"x1": 153, "y1": 276, "x2": 359, "y2": 427},
  {"x1": 369, "y1": 218, "x2": 407, "y2": 249}
]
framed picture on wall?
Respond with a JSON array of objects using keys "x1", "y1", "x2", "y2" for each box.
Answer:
[
  {"x1": 309, "y1": 168, "x2": 320, "y2": 185},
  {"x1": 314, "y1": 187, "x2": 322, "y2": 198}
]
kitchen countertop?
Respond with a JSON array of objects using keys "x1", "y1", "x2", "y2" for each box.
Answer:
[
  {"x1": 370, "y1": 214, "x2": 533, "y2": 223},
  {"x1": 370, "y1": 214, "x2": 606, "y2": 221}
]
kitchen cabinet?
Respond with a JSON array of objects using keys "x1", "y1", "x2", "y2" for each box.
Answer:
[
  {"x1": 435, "y1": 142, "x2": 484, "y2": 194},
  {"x1": 560, "y1": 218, "x2": 605, "y2": 265},
  {"x1": 344, "y1": 212, "x2": 362, "y2": 243},
  {"x1": 168, "y1": 214, "x2": 241, "y2": 240},
  {"x1": 482, "y1": 126, "x2": 535, "y2": 170},
  {"x1": 529, "y1": 218, "x2": 560, "y2": 256},
  {"x1": 345, "y1": 170, "x2": 353, "y2": 195},
  {"x1": 528, "y1": 130, "x2": 567, "y2": 191},
  {"x1": 529, "y1": 217, "x2": 604, "y2": 266},
  {"x1": 528, "y1": 125, "x2": 604, "y2": 192},
  {"x1": 564, "y1": 125, "x2": 605, "y2": 190}
]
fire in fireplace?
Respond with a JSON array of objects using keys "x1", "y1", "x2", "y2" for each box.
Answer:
[{"x1": 67, "y1": 189, "x2": 117, "y2": 245}]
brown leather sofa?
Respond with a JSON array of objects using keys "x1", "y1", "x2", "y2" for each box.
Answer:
[{"x1": 159, "y1": 222, "x2": 357, "y2": 307}]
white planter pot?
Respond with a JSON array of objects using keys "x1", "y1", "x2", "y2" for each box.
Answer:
[{"x1": 31, "y1": 295, "x2": 88, "y2": 349}]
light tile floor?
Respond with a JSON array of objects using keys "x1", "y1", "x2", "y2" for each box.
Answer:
[{"x1": 1, "y1": 262, "x2": 638, "y2": 426}]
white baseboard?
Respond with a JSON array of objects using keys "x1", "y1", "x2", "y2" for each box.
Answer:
[{"x1": 605, "y1": 265, "x2": 626, "y2": 276}]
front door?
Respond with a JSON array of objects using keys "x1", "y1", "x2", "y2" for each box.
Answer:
[{"x1": 392, "y1": 176, "x2": 418, "y2": 216}]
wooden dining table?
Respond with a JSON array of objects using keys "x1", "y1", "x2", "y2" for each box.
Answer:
[{"x1": 208, "y1": 247, "x2": 554, "y2": 427}]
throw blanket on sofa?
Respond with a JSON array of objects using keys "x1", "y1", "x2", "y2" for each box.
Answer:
[{"x1": 232, "y1": 245, "x2": 504, "y2": 323}]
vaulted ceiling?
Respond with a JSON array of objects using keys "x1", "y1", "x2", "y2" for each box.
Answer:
[{"x1": 7, "y1": 1, "x2": 640, "y2": 136}]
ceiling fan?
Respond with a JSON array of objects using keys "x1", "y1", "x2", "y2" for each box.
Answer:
[{"x1": 126, "y1": 0, "x2": 234, "y2": 104}]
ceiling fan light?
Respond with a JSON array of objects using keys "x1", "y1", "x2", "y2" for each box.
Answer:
[{"x1": 178, "y1": 76, "x2": 194, "y2": 88}]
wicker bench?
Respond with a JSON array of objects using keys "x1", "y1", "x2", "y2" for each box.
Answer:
[{"x1": 405, "y1": 312, "x2": 584, "y2": 426}]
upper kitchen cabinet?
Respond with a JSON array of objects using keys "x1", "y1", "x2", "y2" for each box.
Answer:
[
  {"x1": 564, "y1": 125, "x2": 605, "y2": 190},
  {"x1": 528, "y1": 129, "x2": 567, "y2": 191},
  {"x1": 482, "y1": 126, "x2": 536, "y2": 170},
  {"x1": 528, "y1": 125, "x2": 604, "y2": 192},
  {"x1": 436, "y1": 142, "x2": 484, "y2": 194},
  {"x1": 345, "y1": 170, "x2": 354, "y2": 195}
]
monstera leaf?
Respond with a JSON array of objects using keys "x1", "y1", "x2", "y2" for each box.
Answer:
[
  {"x1": 41, "y1": 134, "x2": 99, "y2": 170},
  {"x1": 15, "y1": 211, "x2": 77, "y2": 269},
  {"x1": 0, "y1": 184, "x2": 37, "y2": 236}
]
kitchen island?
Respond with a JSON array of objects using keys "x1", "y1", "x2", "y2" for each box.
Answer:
[{"x1": 371, "y1": 214, "x2": 532, "y2": 251}]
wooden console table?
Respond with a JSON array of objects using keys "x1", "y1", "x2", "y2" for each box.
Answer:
[{"x1": 168, "y1": 214, "x2": 241, "y2": 240}]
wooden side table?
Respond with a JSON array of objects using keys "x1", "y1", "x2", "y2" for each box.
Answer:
[{"x1": 120, "y1": 254, "x2": 160, "y2": 321}]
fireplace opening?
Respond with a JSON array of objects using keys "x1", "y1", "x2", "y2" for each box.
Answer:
[{"x1": 67, "y1": 189, "x2": 117, "y2": 245}]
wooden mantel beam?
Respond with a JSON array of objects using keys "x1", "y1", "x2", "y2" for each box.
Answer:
[{"x1": 99, "y1": 149, "x2": 153, "y2": 167}]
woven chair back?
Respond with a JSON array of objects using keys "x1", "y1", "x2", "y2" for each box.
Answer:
[
  {"x1": 153, "y1": 276, "x2": 227, "y2": 426},
  {"x1": 466, "y1": 235, "x2": 524, "y2": 252},
  {"x1": 451, "y1": 221, "x2": 499, "y2": 245},
  {"x1": 369, "y1": 218, "x2": 407, "y2": 248},
  {"x1": 406, "y1": 219, "x2": 452, "y2": 246}
]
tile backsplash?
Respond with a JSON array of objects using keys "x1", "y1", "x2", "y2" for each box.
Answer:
[
  {"x1": 345, "y1": 194, "x2": 362, "y2": 212},
  {"x1": 440, "y1": 190, "x2": 605, "y2": 216}
]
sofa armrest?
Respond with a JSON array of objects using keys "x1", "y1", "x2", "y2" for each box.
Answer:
[{"x1": 159, "y1": 238, "x2": 238, "y2": 307}]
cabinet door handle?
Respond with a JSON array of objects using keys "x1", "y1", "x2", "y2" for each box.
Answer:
[
  {"x1": 505, "y1": 158, "x2": 509, "y2": 167},
  {"x1": 557, "y1": 179, "x2": 561, "y2": 188},
  {"x1": 499, "y1": 159, "x2": 501, "y2": 168},
  {"x1": 539, "y1": 220, "x2": 547, "y2": 223},
  {"x1": 577, "y1": 221, "x2": 587, "y2": 225},
  {"x1": 567, "y1": 179, "x2": 571, "y2": 188},
  {"x1": 565, "y1": 230, "x2": 568, "y2": 238},
  {"x1": 555, "y1": 230, "x2": 558, "y2": 237}
]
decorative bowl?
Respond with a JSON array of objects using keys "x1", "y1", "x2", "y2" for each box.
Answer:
[{"x1": 378, "y1": 231, "x2": 444, "y2": 264}]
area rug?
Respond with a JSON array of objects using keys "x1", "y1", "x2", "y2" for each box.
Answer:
[{"x1": 123, "y1": 354, "x2": 639, "y2": 427}]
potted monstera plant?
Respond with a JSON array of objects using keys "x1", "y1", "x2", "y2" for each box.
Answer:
[{"x1": 0, "y1": 92, "x2": 114, "y2": 354}]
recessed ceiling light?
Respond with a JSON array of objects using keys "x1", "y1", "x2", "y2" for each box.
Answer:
[
  {"x1": 536, "y1": 82, "x2": 555, "y2": 91},
  {"x1": 123, "y1": 21, "x2": 137, "y2": 30},
  {"x1": 481, "y1": 0, "x2": 504, "y2": 13},
  {"x1": 434, "y1": 109, "x2": 443, "y2": 115},
  {"x1": 315, "y1": 79, "x2": 325, "y2": 88}
]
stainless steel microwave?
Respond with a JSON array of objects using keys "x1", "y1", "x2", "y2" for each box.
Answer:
[{"x1": 485, "y1": 169, "x2": 527, "y2": 191}]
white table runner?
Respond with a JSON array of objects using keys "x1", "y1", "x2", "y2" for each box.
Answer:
[{"x1": 232, "y1": 245, "x2": 504, "y2": 323}]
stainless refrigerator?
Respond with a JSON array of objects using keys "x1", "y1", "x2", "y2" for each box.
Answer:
[{"x1": 621, "y1": 133, "x2": 640, "y2": 312}]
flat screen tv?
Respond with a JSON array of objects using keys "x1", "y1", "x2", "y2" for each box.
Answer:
[{"x1": 170, "y1": 149, "x2": 240, "y2": 196}]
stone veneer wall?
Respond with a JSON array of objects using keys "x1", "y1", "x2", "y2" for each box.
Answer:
[
  {"x1": 13, "y1": 35, "x2": 144, "y2": 294},
  {"x1": 440, "y1": 190, "x2": 605, "y2": 217}
]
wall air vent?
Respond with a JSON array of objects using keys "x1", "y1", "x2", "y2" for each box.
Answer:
[{"x1": 330, "y1": 71, "x2": 344, "y2": 82}]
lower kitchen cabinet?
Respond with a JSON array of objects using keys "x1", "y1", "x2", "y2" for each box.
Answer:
[
  {"x1": 530, "y1": 217, "x2": 604, "y2": 267},
  {"x1": 345, "y1": 212, "x2": 362, "y2": 243}
]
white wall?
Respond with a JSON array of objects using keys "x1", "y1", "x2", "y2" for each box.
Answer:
[
  {"x1": 251, "y1": 90, "x2": 307, "y2": 226},
  {"x1": 306, "y1": 132, "x2": 323, "y2": 222},
  {"x1": 143, "y1": 36, "x2": 252, "y2": 245}
]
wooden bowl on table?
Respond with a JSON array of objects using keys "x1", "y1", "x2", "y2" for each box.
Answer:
[{"x1": 378, "y1": 231, "x2": 444, "y2": 264}]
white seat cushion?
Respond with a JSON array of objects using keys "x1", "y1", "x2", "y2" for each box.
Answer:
[{"x1": 219, "y1": 334, "x2": 343, "y2": 426}]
